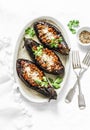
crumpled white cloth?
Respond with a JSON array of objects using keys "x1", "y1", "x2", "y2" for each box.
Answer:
[{"x1": 0, "y1": 37, "x2": 32, "y2": 130}]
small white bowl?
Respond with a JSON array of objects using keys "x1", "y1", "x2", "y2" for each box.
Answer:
[{"x1": 76, "y1": 27, "x2": 90, "y2": 47}]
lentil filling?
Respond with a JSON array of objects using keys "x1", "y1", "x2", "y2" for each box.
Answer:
[
  {"x1": 20, "y1": 60, "x2": 48, "y2": 87},
  {"x1": 36, "y1": 23, "x2": 61, "y2": 45},
  {"x1": 32, "y1": 45, "x2": 63, "y2": 72}
]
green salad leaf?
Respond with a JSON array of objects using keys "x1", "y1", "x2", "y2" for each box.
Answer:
[
  {"x1": 49, "y1": 76, "x2": 63, "y2": 89},
  {"x1": 70, "y1": 28, "x2": 76, "y2": 34},
  {"x1": 72, "y1": 20, "x2": 79, "y2": 27},
  {"x1": 25, "y1": 27, "x2": 35, "y2": 37},
  {"x1": 50, "y1": 37, "x2": 63, "y2": 48},
  {"x1": 58, "y1": 37, "x2": 63, "y2": 42},
  {"x1": 50, "y1": 39, "x2": 58, "y2": 48},
  {"x1": 32, "y1": 45, "x2": 43, "y2": 56},
  {"x1": 67, "y1": 20, "x2": 79, "y2": 34},
  {"x1": 54, "y1": 77, "x2": 63, "y2": 84},
  {"x1": 35, "y1": 76, "x2": 48, "y2": 87}
]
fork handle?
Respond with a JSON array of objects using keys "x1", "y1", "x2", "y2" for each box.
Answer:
[
  {"x1": 65, "y1": 68, "x2": 86, "y2": 103},
  {"x1": 65, "y1": 82, "x2": 77, "y2": 103},
  {"x1": 77, "y1": 76, "x2": 86, "y2": 109},
  {"x1": 65, "y1": 88, "x2": 76, "y2": 103},
  {"x1": 78, "y1": 94, "x2": 86, "y2": 109}
]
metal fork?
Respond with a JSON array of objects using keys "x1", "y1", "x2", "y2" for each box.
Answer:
[
  {"x1": 65, "y1": 50, "x2": 90, "y2": 106},
  {"x1": 72, "y1": 51, "x2": 86, "y2": 109},
  {"x1": 65, "y1": 51, "x2": 86, "y2": 109}
]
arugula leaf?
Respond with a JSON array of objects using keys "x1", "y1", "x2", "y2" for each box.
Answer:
[{"x1": 25, "y1": 27, "x2": 35, "y2": 37}]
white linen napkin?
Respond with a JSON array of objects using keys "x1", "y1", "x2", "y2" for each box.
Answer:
[{"x1": 0, "y1": 37, "x2": 32, "y2": 130}]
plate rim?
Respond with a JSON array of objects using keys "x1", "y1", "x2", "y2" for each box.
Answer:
[{"x1": 13, "y1": 16, "x2": 71, "y2": 103}]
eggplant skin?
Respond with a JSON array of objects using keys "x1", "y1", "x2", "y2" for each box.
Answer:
[
  {"x1": 16, "y1": 59, "x2": 57, "y2": 100},
  {"x1": 33, "y1": 21, "x2": 70, "y2": 55},
  {"x1": 24, "y1": 38, "x2": 65, "y2": 76}
]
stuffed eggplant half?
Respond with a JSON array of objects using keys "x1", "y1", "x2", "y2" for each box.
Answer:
[
  {"x1": 24, "y1": 38, "x2": 65, "y2": 76},
  {"x1": 33, "y1": 21, "x2": 70, "y2": 55},
  {"x1": 16, "y1": 59, "x2": 57, "y2": 100}
]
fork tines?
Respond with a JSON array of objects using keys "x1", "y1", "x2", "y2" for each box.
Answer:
[
  {"x1": 82, "y1": 51, "x2": 90, "y2": 67},
  {"x1": 72, "y1": 51, "x2": 81, "y2": 69}
]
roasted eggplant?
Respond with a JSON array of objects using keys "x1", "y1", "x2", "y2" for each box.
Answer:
[
  {"x1": 33, "y1": 21, "x2": 70, "y2": 55},
  {"x1": 16, "y1": 59, "x2": 57, "y2": 100},
  {"x1": 24, "y1": 38, "x2": 65, "y2": 76}
]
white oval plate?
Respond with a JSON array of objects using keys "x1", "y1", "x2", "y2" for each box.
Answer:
[{"x1": 13, "y1": 16, "x2": 70, "y2": 103}]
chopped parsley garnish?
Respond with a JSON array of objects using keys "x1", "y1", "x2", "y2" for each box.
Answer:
[
  {"x1": 50, "y1": 37, "x2": 63, "y2": 48},
  {"x1": 49, "y1": 76, "x2": 63, "y2": 89},
  {"x1": 25, "y1": 27, "x2": 35, "y2": 37},
  {"x1": 58, "y1": 37, "x2": 63, "y2": 42},
  {"x1": 35, "y1": 76, "x2": 48, "y2": 87},
  {"x1": 67, "y1": 20, "x2": 79, "y2": 34},
  {"x1": 32, "y1": 45, "x2": 43, "y2": 56}
]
